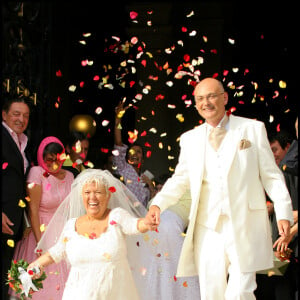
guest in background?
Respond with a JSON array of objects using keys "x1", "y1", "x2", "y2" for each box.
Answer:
[
  {"x1": 255, "y1": 127, "x2": 298, "y2": 300},
  {"x1": 9, "y1": 136, "x2": 74, "y2": 300},
  {"x1": 113, "y1": 101, "x2": 156, "y2": 207},
  {"x1": 62, "y1": 131, "x2": 91, "y2": 177},
  {"x1": 1, "y1": 96, "x2": 31, "y2": 300}
]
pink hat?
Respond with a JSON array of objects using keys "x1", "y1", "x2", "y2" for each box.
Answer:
[{"x1": 37, "y1": 136, "x2": 65, "y2": 174}]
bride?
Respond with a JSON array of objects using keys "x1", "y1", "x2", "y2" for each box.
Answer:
[{"x1": 27, "y1": 169, "x2": 153, "y2": 300}]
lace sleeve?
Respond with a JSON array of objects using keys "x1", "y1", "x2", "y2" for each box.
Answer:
[
  {"x1": 110, "y1": 208, "x2": 140, "y2": 235},
  {"x1": 48, "y1": 219, "x2": 75, "y2": 263}
]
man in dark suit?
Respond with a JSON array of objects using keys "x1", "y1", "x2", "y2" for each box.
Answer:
[{"x1": 1, "y1": 96, "x2": 31, "y2": 300}]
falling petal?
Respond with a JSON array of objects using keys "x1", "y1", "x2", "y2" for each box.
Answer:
[
  {"x1": 40, "y1": 224, "x2": 46, "y2": 232},
  {"x1": 95, "y1": 107, "x2": 102, "y2": 114},
  {"x1": 102, "y1": 120, "x2": 110, "y2": 127},
  {"x1": 83, "y1": 33, "x2": 91, "y2": 37},
  {"x1": 68, "y1": 85, "x2": 76, "y2": 92},
  {"x1": 228, "y1": 38, "x2": 235, "y2": 44},
  {"x1": 176, "y1": 114, "x2": 184, "y2": 122},
  {"x1": 2, "y1": 162, "x2": 8, "y2": 169},
  {"x1": 56, "y1": 70, "x2": 62, "y2": 77},
  {"x1": 7, "y1": 239, "x2": 15, "y2": 247},
  {"x1": 27, "y1": 182, "x2": 35, "y2": 189},
  {"x1": 149, "y1": 128, "x2": 157, "y2": 133},
  {"x1": 131, "y1": 36, "x2": 138, "y2": 45},
  {"x1": 140, "y1": 267, "x2": 147, "y2": 276},
  {"x1": 272, "y1": 91, "x2": 279, "y2": 99},
  {"x1": 130, "y1": 11, "x2": 138, "y2": 19},
  {"x1": 276, "y1": 124, "x2": 280, "y2": 132},
  {"x1": 186, "y1": 10, "x2": 194, "y2": 17},
  {"x1": 279, "y1": 80, "x2": 287, "y2": 88},
  {"x1": 18, "y1": 199, "x2": 26, "y2": 208}
]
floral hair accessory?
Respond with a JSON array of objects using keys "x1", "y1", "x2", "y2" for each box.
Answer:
[{"x1": 7, "y1": 259, "x2": 47, "y2": 299}]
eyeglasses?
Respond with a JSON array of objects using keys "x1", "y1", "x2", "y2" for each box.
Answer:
[{"x1": 195, "y1": 92, "x2": 224, "y2": 103}]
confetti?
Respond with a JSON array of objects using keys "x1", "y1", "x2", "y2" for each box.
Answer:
[
  {"x1": 40, "y1": 224, "x2": 46, "y2": 232},
  {"x1": 108, "y1": 186, "x2": 116, "y2": 193},
  {"x1": 279, "y1": 80, "x2": 287, "y2": 88},
  {"x1": 18, "y1": 199, "x2": 26, "y2": 208},
  {"x1": 130, "y1": 11, "x2": 138, "y2": 20},
  {"x1": 7, "y1": 239, "x2": 15, "y2": 247}
]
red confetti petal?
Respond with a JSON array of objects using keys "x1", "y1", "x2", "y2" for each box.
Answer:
[
  {"x1": 183, "y1": 54, "x2": 190, "y2": 62},
  {"x1": 89, "y1": 232, "x2": 96, "y2": 239},
  {"x1": 2, "y1": 162, "x2": 8, "y2": 169},
  {"x1": 56, "y1": 70, "x2": 62, "y2": 77},
  {"x1": 108, "y1": 186, "x2": 116, "y2": 193},
  {"x1": 276, "y1": 124, "x2": 280, "y2": 132},
  {"x1": 130, "y1": 11, "x2": 138, "y2": 19}
]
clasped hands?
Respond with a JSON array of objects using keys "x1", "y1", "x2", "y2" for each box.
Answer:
[{"x1": 145, "y1": 205, "x2": 161, "y2": 231}]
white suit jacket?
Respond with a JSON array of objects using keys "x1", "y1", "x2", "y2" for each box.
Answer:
[{"x1": 151, "y1": 114, "x2": 293, "y2": 275}]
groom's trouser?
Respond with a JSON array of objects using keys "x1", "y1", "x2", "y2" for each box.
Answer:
[{"x1": 194, "y1": 215, "x2": 257, "y2": 300}]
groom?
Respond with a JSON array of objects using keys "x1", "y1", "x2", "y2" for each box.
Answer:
[{"x1": 146, "y1": 77, "x2": 293, "y2": 299}]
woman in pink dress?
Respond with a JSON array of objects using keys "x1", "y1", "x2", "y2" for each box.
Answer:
[{"x1": 10, "y1": 136, "x2": 74, "y2": 299}]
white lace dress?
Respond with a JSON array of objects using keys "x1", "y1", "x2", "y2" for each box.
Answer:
[{"x1": 48, "y1": 207, "x2": 140, "y2": 300}]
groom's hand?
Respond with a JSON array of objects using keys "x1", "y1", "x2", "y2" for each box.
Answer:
[{"x1": 146, "y1": 205, "x2": 161, "y2": 230}]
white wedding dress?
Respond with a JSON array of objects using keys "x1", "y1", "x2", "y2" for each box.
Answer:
[{"x1": 48, "y1": 208, "x2": 140, "y2": 300}]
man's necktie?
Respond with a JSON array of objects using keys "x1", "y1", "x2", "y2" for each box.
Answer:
[{"x1": 208, "y1": 115, "x2": 228, "y2": 151}]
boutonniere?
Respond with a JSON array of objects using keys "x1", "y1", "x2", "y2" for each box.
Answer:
[{"x1": 239, "y1": 139, "x2": 251, "y2": 150}]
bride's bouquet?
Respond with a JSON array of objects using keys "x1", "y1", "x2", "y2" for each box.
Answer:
[{"x1": 7, "y1": 259, "x2": 47, "y2": 299}]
